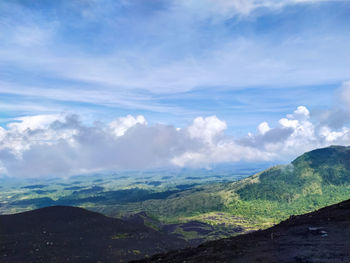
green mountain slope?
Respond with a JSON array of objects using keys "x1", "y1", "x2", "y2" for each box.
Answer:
[
  {"x1": 134, "y1": 198, "x2": 350, "y2": 263},
  {"x1": 2, "y1": 146, "x2": 349, "y2": 244},
  {"x1": 229, "y1": 145, "x2": 350, "y2": 222},
  {"x1": 238, "y1": 145, "x2": 350, "y2": 201},
  {"x1": 99, "y1": 145, "x2": 350, "y2": 233}
]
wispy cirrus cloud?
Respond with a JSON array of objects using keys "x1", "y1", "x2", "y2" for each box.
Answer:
[
  {"x1": 1, "y1": 0, "x2": 348, "y2": 91},
  {"x1": 0, "y1": 0, "x2": 349, "y2": 138},
  {"x1": 173, "y1": 0, "x2": 343, "y2": 19}
]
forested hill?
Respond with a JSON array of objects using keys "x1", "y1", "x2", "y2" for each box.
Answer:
[
  {"x1": 135, "y1": 198, "x2": 350, "y2": 263},
  {"x1": 236, "y1": 145, "x2": 350, "y2": 203},
  {"x1": 90, "y1": 145, "x2": 350, "y2": 233},
  {"x1": 227, "y1": 145, "x2": 350, "y2": 223}
]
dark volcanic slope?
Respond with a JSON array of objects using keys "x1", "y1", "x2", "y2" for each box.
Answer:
[
  {"x1": 0, "y1": 206, "x2": 187, "y2": 263},
  {"x1": 135, "y1": 199, "x2": 350, "y2": 263}
]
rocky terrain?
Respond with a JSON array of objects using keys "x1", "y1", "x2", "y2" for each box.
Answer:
[
  {"x1": 0, "y1": 206, "x2": 188, "y2": 263},
  {"x1": 134, "y1": 198, "x2": 350, "y2": 263}
]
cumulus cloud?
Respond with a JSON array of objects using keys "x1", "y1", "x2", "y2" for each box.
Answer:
[
  {"x1": 109, "y1": 115, "x2": 147, "y2": 136},
  {"x1": 8, "y1": 114, "x2": 63, "y2": 133},
  {"x1": 187, "y1": 116, "x2": 227, "y2": 144},
  {"x1": 240, "y1": 106, "x2": 317, "y2": 156},
  {"x1": 257, "y1": 122, "x2": 271, "y2": 135},
  {"x1": 239, "y1": 105, "x2": 350, "y2": 157},
  {"x1": 0, "y1": 106, "x2": 350, "y2": 177}
]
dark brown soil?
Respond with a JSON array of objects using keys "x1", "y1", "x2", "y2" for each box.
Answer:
[
  {"x1": 0, "y1": 206, "x2": 187, "y2": 263},
  {"x1": 134, "y1": 199, "x2": 350, "y2": 263}
]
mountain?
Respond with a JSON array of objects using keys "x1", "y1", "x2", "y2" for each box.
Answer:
[
  {"x1": 54, "y1": 145, "x2": 350, "y2": 243},
  {"x1": 1, "y1": 145, "x2": 349, "y2": 249},
  {"x1": 100, "y1": 145, "x2": 350, "y2": 234},
  {"x1": 227, "y1": 145, "x2": 350, "y2": 223},
  {"x1": 133, "y1": 198, "x2": 350, "y2": 263},
  {"x1": 237, "y1": 145, "x2": 350, "y2": 201},
  {"x1": 0, "y1": 206, "x2": 188, "y2": 263}
]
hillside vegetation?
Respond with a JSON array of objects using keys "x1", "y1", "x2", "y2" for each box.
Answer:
[
  {"x1": 229, "y1": 145, "x2": 350, "y2": 223},
  {"x1": 134, "y1": 198, "x2": 350, "y2": 263},
  {"x1": 94, "y1": 146, "x2": 350, "y2": 231},
  {"x1": 2, "y1": 146, "x2": 350, "y2": 242}
]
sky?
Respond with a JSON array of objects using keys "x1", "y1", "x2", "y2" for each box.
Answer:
[{"x1": 0, "y1": 0, "x2": 350, "y2": 177}]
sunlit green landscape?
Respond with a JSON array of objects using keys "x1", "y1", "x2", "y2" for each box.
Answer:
[{"x1": 1, "y1": 146, "x2": 350, "y2": 244}]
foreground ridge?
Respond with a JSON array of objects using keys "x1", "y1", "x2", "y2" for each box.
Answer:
[
  {"x1": 133, "y1": 199, "x2": 350, "y2": 263},
  {"x1": 0, "y1": 206, "x2": 187, "y2": 263}
]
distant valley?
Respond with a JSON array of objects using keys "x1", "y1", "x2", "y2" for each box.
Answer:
[{"x1": 1, "y1": 145, "x2": 350, "y2": 257}]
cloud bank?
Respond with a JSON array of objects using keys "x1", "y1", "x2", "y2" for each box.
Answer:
[{"x1": 1, "y1": 106, "x2": 349, "y2": 178}]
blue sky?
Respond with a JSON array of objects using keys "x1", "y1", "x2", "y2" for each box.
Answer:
[
  {"x1": 1, "y1": 0, "x2": 350, "y2": 176},
  {"x1": 1, "y1": 0, "x2": 349, "y2": 133}
]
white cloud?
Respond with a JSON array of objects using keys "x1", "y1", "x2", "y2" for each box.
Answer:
[
  {"x1": 187, "y1": 116, "x2": 227, "y2": 144},
  {"x1": 8, "y1": 114, "x2": 63, "y2": 133},
  {"x1": 109, "y1": 115, "x2": 147, "y2": 136},
  {"x1": 258, "y1": 122, "x2": 271, "y2": 135},
  {"x1": 291, "y1": 106, "x2": 310, "y2": 119},
  {"x1": 0, "y1": 106, "x2": 350, "y2": 177},
  {"x1": 319, "y1": 126, "x2": 350, "y2": 142},
  {"x1": 0, "y1": 127, "x2": 5, "y2": 141},
  {"x1": 237, "y1": 105, "x2": 350, "y2": 158}
]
